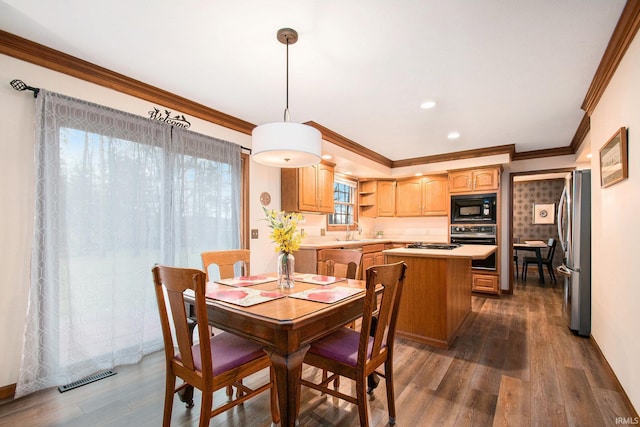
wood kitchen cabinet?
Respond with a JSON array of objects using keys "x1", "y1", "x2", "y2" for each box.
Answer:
[
  {"x1": 449, "y1": 167, "x2": 500, "y2": 193},
  {"x1": 396, "y1": 175, "x2": 449, "y2": 217},
  {"x1": 421, "y1": 175, "x2": 449, "y2": 215},
  {"x1": 472, "y1": 273, "x2": 500, "y2": 294},
  {"x1": 360, "y1": 243, "x2": 385, "y2": 279},
  {"x1": 359, "y1": 180, "x2": 395, "y2": 217},
  {"x1": 281, "y1": 162, "x2": 335, "y2": 213}
]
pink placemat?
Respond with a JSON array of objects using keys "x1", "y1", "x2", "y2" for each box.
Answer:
[
  {"x1": 206, "y1": 287, "x2": 286, "y2": 307},
  {"x1": 215, "y1": 274, "x2": 276, "y2": 287},
  {"x1": 295, "y1": 273, "x2": 347, "y2": 286},
  {"x1": 288, "y1": 286, "x2": 364, "y2": 304}
]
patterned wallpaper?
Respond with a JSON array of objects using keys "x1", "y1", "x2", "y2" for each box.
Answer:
[{"x1": 513, "y1": 179, "x2": 565, "y2": 278}]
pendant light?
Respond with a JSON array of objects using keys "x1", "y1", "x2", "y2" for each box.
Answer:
[{"x1": 252, "y1": 28, "x2": 322, "y2": 168}]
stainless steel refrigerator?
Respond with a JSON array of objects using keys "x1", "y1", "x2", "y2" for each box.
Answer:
[{"x1": 557, "y1": 170, "x2": 591, "y2": 337}]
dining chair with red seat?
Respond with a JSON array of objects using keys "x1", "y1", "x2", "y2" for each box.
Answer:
[
  {"x1": 151, "y1": 264, "x2": 279, "y2": 427},
  {"x1": 316, "y1": 248, "x2": 365, "y2": 387},
  {"x1": 200, "y1": 249, "x2": 251, "y2": 393},
  {"x1": 300, "y1": 261, "x2": 408, "y2": 426}
]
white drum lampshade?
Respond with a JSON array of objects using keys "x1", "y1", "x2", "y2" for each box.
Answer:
[
  {"x1": 251, "y1": 28, "x2": 323, "y2": 168},
  {"x1": 252, "y1": 121, "x2": 322, "y2": 168}
]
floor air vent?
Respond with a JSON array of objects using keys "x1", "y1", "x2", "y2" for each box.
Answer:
[{"x1": 58, "y1": 369, "x2": 117, "y2": 393}]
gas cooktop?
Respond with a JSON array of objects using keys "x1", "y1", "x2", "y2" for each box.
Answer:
[{"x1": 406, "y1": 243, "x2": 461, "y2": 250}]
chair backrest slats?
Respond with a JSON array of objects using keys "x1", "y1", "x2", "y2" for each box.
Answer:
[
  {"x1": 318, "y1": 249, "x2": 363, "y2": 279},
  {"x1": 201, "y1": 250, "x2": 250, "y2": 281},
  {"x1": 358, "y1": 262, "x2": 407, "y2": 366},
  {"x1": 152, "y1": 265, "x2": 212, "y2": 376}
]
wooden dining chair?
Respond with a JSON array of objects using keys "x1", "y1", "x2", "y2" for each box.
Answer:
[
  {"x1": 318, "y1": 249, "x2": 363, "y2": 280},
  {"x1": 201, "y1": 249, "x2": 250, "y2": 282},
  {"x1": 300, "y1": 261, "x2": 408, "y2": 426},
  {"x1": 513, "y1": 237, "x2": 521, "y2": 280},
  {"x1": 200, "y1": 249, "x2": 251, "y2": 396},
  {"x1": 523, "y1": 238, "x2": 558, "y2": 284},
  {"x1": 151, "y1": 264, "x2": 279, "y2": 427},
  {"x1": 316, "y1": 249, "x2": 365, "y2": 386}
]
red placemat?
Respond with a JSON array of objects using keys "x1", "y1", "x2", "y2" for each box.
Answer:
[
  {"x1": 206, "y1": 287, "x2": 286, "y2": 307},
  {"x1": 288, "y1": 286, "x2": 364, "y2": 304},
  {"x1": 295, "y1": 273, "x2": 347, "y2": 285},
  {"x1": 215, "y1": 274, "x2": 276, "y2": 287}
]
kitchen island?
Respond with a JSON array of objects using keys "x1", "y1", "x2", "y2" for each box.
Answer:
[{"x1": 384, "y1": 244, "x2": 496, "y2": 348}]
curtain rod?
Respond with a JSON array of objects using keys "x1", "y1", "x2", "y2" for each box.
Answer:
[
  {"x1": 9, "y1": 79, "x2": 253, "y2": 153},
  {"x1": 10, "y1": 79, "x2": 40, "y2": 98}
]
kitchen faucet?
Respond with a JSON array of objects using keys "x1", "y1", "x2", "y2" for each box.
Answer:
[{"x1": 345, "y1": 221, "x2": 362, "y2": 241}]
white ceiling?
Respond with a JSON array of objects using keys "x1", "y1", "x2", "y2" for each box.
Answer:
[{"x1": 0, "y1": 0, "x2": 626, "y2": 170}]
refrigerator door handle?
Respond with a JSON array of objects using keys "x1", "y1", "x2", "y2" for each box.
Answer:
[{"x1": 558, "y1": 186, "x2": 567, "y2": 254}]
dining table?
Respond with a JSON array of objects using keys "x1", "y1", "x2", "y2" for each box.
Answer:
[
  {"x1": 514, "y1": 240, "x2": 548, "y2": 285},
  {"x1": 185, "y1": 273, "x2": 370, "y2": 427}
]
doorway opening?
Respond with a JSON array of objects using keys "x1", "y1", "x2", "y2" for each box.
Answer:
[{"x1": 508, "y1": 168, "x2": 573, "y2": 293}]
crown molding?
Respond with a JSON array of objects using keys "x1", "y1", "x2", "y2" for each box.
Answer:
[
  {"x1": 570, "y1": 113, "x2": 591, "y2": 153},
  {"x1": 0, "y1": 30, "x2": 256, "y2": 135},
  {"x1": 392, "y1": 144, "x2": 515, "y2": 168},
  {"x1": 303, "y1": 121, "x2": 393, "y2": 167},
  {"x1": 512, "y1": 146, "x2": 574, "y2": 162},
  {"x1": 581, "y1": 0, "x2": 640, "y2": 115}
]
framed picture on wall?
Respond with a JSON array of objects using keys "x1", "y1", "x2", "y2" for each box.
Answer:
[
  {"x1": 600, "y1": 127, "x2": 628, "y2": 188},
  {"x1": 532, "y1": 203, "x2": 555, "y2": 225}
]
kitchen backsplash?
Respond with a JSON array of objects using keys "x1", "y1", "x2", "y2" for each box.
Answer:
[{"x1": 299, "y1": 214, "x2": 449, "y2": 243}]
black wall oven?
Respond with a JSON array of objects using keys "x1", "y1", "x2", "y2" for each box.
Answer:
[{"x1": 450, "y1": 225, "x2": 496, "y2": 271}]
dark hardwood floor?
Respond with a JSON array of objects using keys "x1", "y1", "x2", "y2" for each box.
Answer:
[{"x1": 1, "y1": 275, "x2": 636, "y2": 426}]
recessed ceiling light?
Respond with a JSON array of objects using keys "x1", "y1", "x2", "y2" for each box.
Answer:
[
  {"x1": 447, "y1": 131, "x2": 461, "y2": 140},
  {"x1": 414, "y1": 172, "x2": 423, "y2": 177},
  {"x1": 322, "y1": 154, "x2": 332, "y2": 160},
  {"x1": 420, "y1": 100, "x2": 437, "y2": 109},
  {"x1": 345, "y1": 171, "x2": 353, "y2": 175},
  {"x1": 586, "y1": 153, "x2": 592, "y2": 159}
]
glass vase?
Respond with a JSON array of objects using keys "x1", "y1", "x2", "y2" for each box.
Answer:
[{"x1": 277, "y1": 252, "x2": 295, "y2": 289}]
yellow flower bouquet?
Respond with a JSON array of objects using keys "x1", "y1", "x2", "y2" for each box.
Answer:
[{"x1": 263, "y1": 207, "x2": 304, "y2": 288}]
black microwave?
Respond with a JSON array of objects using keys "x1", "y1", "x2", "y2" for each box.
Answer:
[{"x1": 450, "y1": 193, "x2": 497, "y2": 224}]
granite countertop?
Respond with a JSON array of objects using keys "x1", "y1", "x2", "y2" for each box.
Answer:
[{"x1": 383, "y1": 244, "x2": 497, "y2": 260}]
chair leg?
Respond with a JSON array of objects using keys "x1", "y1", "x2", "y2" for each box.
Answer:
[
  {"x1": 356, "y1": 374, "x2": 370, "y2": 427},
  {"x1": 548, "y1": 264, "x2": 557, "y2": 284},
  {"x1": 385, "y1": 360, "x2": 396, "y2": 425},
  {"x1": 163, "y1": 372, "x2": 176, "y2": 427},
  {"x1": 523, "y1": 262, "x2": 528, "y2": 282},
  {"x1": 199, "y1": 388, "x2": 213, "y2": 427}
]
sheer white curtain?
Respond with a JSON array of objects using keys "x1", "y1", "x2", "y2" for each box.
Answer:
[{"x1": 16, "y1": 90, "x2": 241, "y2": 397}]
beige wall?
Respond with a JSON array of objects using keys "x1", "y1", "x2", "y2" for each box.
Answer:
[{"x1": 589, "y1": 32, "x2": 640, "y2": 410}]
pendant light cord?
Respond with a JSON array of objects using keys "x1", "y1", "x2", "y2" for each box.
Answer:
[{"x1": 284, "y1": 35, "x2": 291, "y2": 123}]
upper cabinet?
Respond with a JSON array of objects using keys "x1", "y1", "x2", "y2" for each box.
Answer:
[
  {"x1": 281, "y1": 162, "x2": 335, "y2": 213},
  {"x1": 396, "y1": 175, "x2": 449, "y2": 217},
  {"x1": 448, "y1": 167, "x2": 500, "y2": 193},
  {"x1": 421, "y1": 175, "x2": 449, "y2": 215},
  {"x1": 359, "y1": 180, "x2": 396, "y2": 218}
]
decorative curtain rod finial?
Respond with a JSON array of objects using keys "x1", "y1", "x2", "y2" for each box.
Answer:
[{"x1": 10, "y1": 79, "x2": 40, "y2": 98}]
